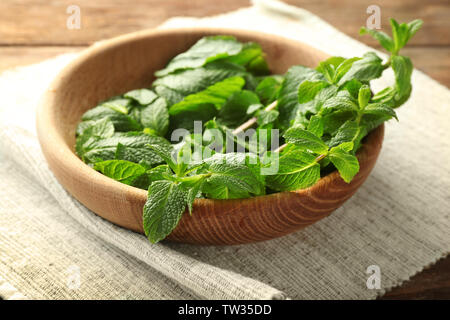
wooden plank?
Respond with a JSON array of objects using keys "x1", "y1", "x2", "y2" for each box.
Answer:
[
  {"x1": 0, "y1": 0, "x2": 448, "y2": 46},
  {"x1": 0, "y1": 0, "x2": 250, "y2": 45},
  {"x1": 1, "y1": 46, "x2": 448, "y2": 86},
  {"x1": 382, "y1": 257, "x2": 450, "y2": 299},
  {"x1": 0, "y1": 46, "x2": 84, "y2": 73},
  {"x1": 285, "y1": 0, "x2": 450, "y2": 47},
  {"x1": 402, "y1": 47, "x2": 450, "y2": 86}
]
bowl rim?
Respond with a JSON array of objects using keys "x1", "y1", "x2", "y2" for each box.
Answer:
[{"x1": 37, "y1": 27, "x2": 383, "y2": 215}]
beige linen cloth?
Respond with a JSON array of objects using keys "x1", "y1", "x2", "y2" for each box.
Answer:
[{"x1": 0, "y1": 0, "x2": 449, "y2": 300}]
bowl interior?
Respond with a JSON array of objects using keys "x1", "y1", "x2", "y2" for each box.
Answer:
[{"x1": 48, "y1": 29, "x2": 329, "y2": 151}]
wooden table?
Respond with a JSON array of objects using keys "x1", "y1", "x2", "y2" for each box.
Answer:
[{"x1": 0, "y1": 0, "x2": 448, "y2": 299}]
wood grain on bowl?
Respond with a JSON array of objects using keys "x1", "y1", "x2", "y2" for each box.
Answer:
[{"x1": 36, "y1": 28, "x2": 384, "y2": 245}]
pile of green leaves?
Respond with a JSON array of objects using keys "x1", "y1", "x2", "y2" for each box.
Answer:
[{"x1": 75, "y1": 20, "x2": 422, "y2": 243}]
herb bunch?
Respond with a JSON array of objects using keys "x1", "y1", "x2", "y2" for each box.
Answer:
[{"x1": 75, "y1": 19, "x2": 422, "y2": 243}]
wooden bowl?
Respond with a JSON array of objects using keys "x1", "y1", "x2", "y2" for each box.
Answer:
[{"x1": 36, "y1": 28, "x2": 384, "y2": 245}]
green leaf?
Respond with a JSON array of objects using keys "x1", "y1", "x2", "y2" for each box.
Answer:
[
  {"x1": 358, "y1": 85, "x2": 372, "y2": 109},
  {"x1": 169, "y1": 76, "x2": 246, "y2": 114},
  {"x1": 359, "y1": 27, "x2": 395, "y2": 53},
  {"x1": 153, "y1": 61, "x2": 247, "y2": 105},
  {"x1": 101, "y1": 98, "x2": 132, "y2": 114},
  {"x1": 81, "y1": 104, "x2": 142, "y2": 132},
  {"x1": 406, "y1": 19, "x2": 423, "y2": 42},
  {"x1": 147, "y1": 165, "x2": 172, "y2": 182},
  {"x1": 284, "y1": 125, "x2": 329, "y2": 154},
  {"x1": 307, "y1": 115, "x2": 324, "y2": 137},
  {"x1": 94, "y1": 160, "x2": 146, "y2": 185},
  {"x1": 333, "y1": 58, "x2": 361, "y2": 83},
  {"x1": 255, "y1": 75, "x2": 283, "y2": 104},
  {"x1": 390, "y1": 19, "x2": 423, "y2": 54},
  {"x1": 316, "y1": 56, "x2": 360, "y2": 84},
  {"x1": 82, "y1": 132, "x2": 171, "y2": 165},
  {"x1": 343, "y1": 79, "x2": 363, "y2": 99},
  {"x1": 166, "y1": 76, "x2": 245, "y2": 131},
  {"x1": 155, "y1": 36, "x2": 243, "y2": 76},
  {"x1": 143, "y1": 180, "x2": 188, "y2": 243},
  {"x1": 75, "y1": 118, "x2": 115, "y2": 157},
  {"x1": 246, "y1": 103, "x2": 263, "y2": 115},
  {"x1": 328, "y1": 147, "x2": 360, "y2": 183},
  {"x1": 202, "y1": 153, "x2": 265, "y2": 199},
  {"x1": 124, "y1": 89, "x2": 158, "y2": 105},
  {"x1": 322, "y1": 90, "x2": 359, "y2": 114},
  {"x1": 328, "y1": 120, "x2": 359, "y2": 148},
  {"x1": 276, "y1": 66, "x2": 325, "y2": 128},
  {"x1": 146, "y1": 144, "x2": 178, "y2": 174},
  {"x1": 338, "y1": 52, "x2": 384, "y2": 85},
  {"x1": 316, "y1": 57, "x2": 343, "y2": 82},
  {"x1": 179, "y1": 175, "x2": 206, "y2": 214},
  {"x1": 224, "y1": 42, "x2": 269, "y2": 75},
  {"x1": 140, "y1": 97, "x2": 169, "y2": 136},
  {"x1": 322, "y1": 110, "x2": 355, "y2": 135},
  {"x1": 265, "y1": 148, "x2": 320, "y2": 191},
  {"x1": 218, "y1": 90, "x2": 260, "y2": 127},
  {"x1": 363, "y1": 103, "x2": 398, "y2": 120},
  {"x1": 246, "y1": 54, "x2": 270, "y2": 75},
  {"x1": 171, "y1": 105, "x2": 218, "y2": 133},
  {"x1": 298, "y1": 80, "x2": 329, "y2": 103},
  {"x1": 391, "y1": 55, "x2": 413, "y2": 102},
  {"x1": 257, "y1": 109, "x2": 279, "y2": 127}
]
